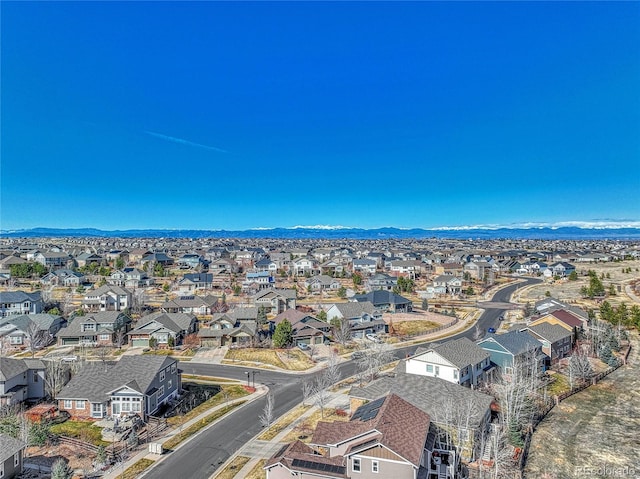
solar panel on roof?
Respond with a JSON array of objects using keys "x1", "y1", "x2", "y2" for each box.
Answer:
[
  {"x1": 351, "y1": 396, "x2": 385, "y2": 422},
  {"x1": 291, "y1": 459, "x2": 346, "y2": 475}
]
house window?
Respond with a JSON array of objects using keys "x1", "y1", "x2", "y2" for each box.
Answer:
[
  {"x1": 158, "y1": 386, "x2": 165, "y2": 398},
  {"x1": 33, "y1": 371, "x2": 39, "y2": 382},
  {"x1": 352, "y1": 458, "x2": 361, "y2": 473},
  {"x1": 14, "y1": 453, "x2": 19, "y2": 466},
  {"x1": 99, "y1": 334, "x2": 111, "y2": 341},
  {"x1": 453, "y1": 370, "x2": 458, "y2": 379},
  {"x1": 168, "y1": 379, "x2": 173, "y2": 390},
  {"x1": 82, "y1": 323, "x2": 96, "y2": 331},
  {"x1": 426, "y1": 364, "x2": 433, "y2": 373},
  {"x1": 372, "y1": 460, "x2": 379, "y2": 473},
  {"x1": 160, "y1": 371, "x2": 165, "y2": 382},
  {"x1": 76, "y1": 400, "x2": 86, "y2": 409},
  {"x1": 63, "y1": 400, "x2": 73, "y2": 409},
  {"x1": 171, "y1": 364, "x2": 177, "y2": 374},
  {"x1": 9, "y1": 336, "x2": 23, "y2": 345},
  {"x1": 132, "y1": 398, "x2": 142, "y2": 413}
]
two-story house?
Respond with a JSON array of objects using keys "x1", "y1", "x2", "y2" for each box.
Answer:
[
  {"x1": 128, "y1": 312, "x2": 197, "y2": 348},
  {"x1": 56, "y1": 355, "x2": 181, "y2": 420},
  {"x1": 0, "y1": 358, "x2": 47, "y2": 406},
  {"x1": 0, "y1": 433, "x2": 26, "y2": 479},
  {"x1": 0, "y1": 314, "x2": 64, "y2": 352},
  {"x1": 82, "y1": 285, "x2": 132, "y2": 312},
  {"x1": 160, "y1": 295, "x2": 219, "y2": 316},
  {"x1": 108, "y1": 268, "x2": 154, "y2": 288},
  {"x1": 352, "y1": 290, "x2": 412, "y2": 313},
  {"x1": 253, "y1": 289, "x2": 297, "y2": 315},
  {"x1": 0, "y1": 291, "x2": 43, "y2": 318},
  {"x1": 522, "y1": 323, "x2": 573, "y2": 366},
  {"x1": 304, "y1": 275, "x2": 341, "y2": 292},
  {"x1": 352, "y1": 258, "x2": 377, "y2": 275},
  {"x1": 478, "y1": 330, "x2": 545, "y2": 376},
  {"x1": 178, "y1": 273, "x2": 214, "y2": 294},
  {"x1": 56, "y1": 311, "x2": 131, "y2": 346},
  {"x1": 40, "y1": 269, "x2": 85, "y2": 287},
  {"x1": 325, "y1": 301, "x2": 385, "y2": 339},
  {"x1": 266, "y1": 394, "x2": 438, "y2": 479},
  {"x1": 406, "y1": 337, "x2": 492, "y2": 387}
]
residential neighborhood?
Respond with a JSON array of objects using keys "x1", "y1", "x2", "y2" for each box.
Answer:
[{"x1": 0, "y1": 235, "x2": 638, "y2": 479}]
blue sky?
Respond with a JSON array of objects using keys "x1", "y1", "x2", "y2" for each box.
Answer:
[{"x1": 2, "y1": 1, "x2": 639, "y2": 231}]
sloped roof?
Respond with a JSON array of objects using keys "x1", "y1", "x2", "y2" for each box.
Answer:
[
  {"x1": 0, "y1": 433, "x2": 26, "y2": 462},
  {"x1": 526, "y1": 323, "x2": 572, "y2": 344},
  {"x1": 331, "y1": 301, "x2": 377, "y2": 319},
  {"x1": 353, "y1": 290, "x2": 411, "y2": 306},
  {"x1": 480, "y1": 330, "x2": 543, "y2": 356},
  {"x1": 0, "y1": 290, "x2": 41, "y2": 303},
  {"x1": 312, "y1": 394, "x2": 430, "y2": 467},
  {"x1": 550, "y1": 309, "x2": 584, "y2": 327},
  {"x1": 265, "y1": 440, "x2": 346, "y2": 478},
  {"x1": 0, "y1": 358, "x2": 28, "y2": 381},
  {"x1": 349, "y1": 372, "x2": 494, "y2": 430},
  {"x1": 417, "y1": 337, "x2": 489, "y2": 368}
]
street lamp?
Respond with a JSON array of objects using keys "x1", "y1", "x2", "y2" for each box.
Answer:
[
  {"x1": 245, "y1": 371, "x2": 250, "y2": 387},
  {"x1": 250, "y1": 370, "x2": 260, "y2": 388}
]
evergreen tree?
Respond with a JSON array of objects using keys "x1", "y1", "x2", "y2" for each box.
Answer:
[{"x1": 272, "y1": 319, "x2": 293, "y2": 348}]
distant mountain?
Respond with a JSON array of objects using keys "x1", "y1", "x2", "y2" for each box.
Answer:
[{"x1": 2, "y1": 226, "x2": 640, "y2": 240}]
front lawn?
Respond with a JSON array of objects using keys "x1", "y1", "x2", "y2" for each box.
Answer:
[
  {"x1": 119, "y1": 458, "x2": 155, "y2": 479},
  {"x1": 282, "y1": 408, "x2": 349, "y2": 443},
  {"x1": 213, "y1": 455, "x2": 251, "y2": 479},
  {"x1": 257, "y1": 404, "x2": 312, "y2": 441},
  {"x1": 167, "y1": 384, "x2": 249, "y2": 426},
  {"x1": 392, "y1": 320, "x2": 441, "y2": 336}
]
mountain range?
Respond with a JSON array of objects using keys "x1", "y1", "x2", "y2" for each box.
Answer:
[{"x1": 2, "y1": 226, "x2": 640, "y2": 240}]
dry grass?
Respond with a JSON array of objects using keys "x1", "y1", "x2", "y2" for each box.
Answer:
[
  {"x1": 167, "y1": 384, "x2": 248, "y2": 426},
  {"x1": 245, "y1": 459, "x2": 267, "y2": 479},
  {"x1": 213, "y1": 455, "x2": 251, "y2": 479},
  {"x1": 119, "y1": 458, "x2": 155, "y2": 479},
  {"x1": 181, "y1": 374, "x2": 238, "y2": 383},
  {"x1": 392, "y1": 320, "x2": 440, "y2": 336},
  {"x1": 281, "y1": 408, "x2": 349, "y2": 443},
  {"x1": 224, "y1": 348, "x2": 315, "y2": 371},
  {"x1": 257, "y1": 404, "x2": 312, "y2": 441}
]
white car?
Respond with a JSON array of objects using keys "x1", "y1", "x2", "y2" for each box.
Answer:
[{"x1": 366, "y1": 334, "x2": 381, "y2": 343}]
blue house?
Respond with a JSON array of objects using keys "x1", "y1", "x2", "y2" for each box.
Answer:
[{"x1": 477, "y1": 330, "x2": 545, "y2": 375}]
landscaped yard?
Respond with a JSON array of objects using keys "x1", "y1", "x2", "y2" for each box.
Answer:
[
  {"x1": 245, "y1": 459, "x2": 266, "y2": 479},
  {"x1": 119, "y1": 458, "x2": 156, "y2": 479},
  {"x1": 223, "y1": 348, "x2": 315, "y2": 371},
  {"x1": 49, "y1": 420, "x2": 110, "y2": 446}
]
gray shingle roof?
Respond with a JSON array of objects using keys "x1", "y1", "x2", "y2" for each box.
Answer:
[
  {"x1": 0, "y1": 358, "x2": 28, "y2": 381},
  {"x1": 353, "y1": 290, "x2": 411, "y2": 306},
  {"x1": 480, "y1": 330, "x2": 543, "y2": 356},
  {"x1": 0, "y1": 291, "x2": 41, "y2": 303},
  {"x1": 57, "y1": 355, "x2": 175, "y2": 402},
  {"x1": 0, "y1": 433, "x2": 25, "y2": 462},
  {"x1": 331, "y1": 301, "x2": 377, "y2": 319},
  {"x1": 423, "y1": 337, "x2": 490, "y2": 368},
  {"x1": 349, "y1": 372, "x2": 494, "y2": 430},
  {"x1": 527, "y1": 323, "x2": 571, "y2": 344}
]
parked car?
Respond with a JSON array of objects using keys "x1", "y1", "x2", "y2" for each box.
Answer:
[
  {"x1": 366, "y1": 333, "x2": 381, "y2": 343},
  {"x1": 487, "y1": 327, "x2": 496, "y2": 334},
  {"x1": 298, "y1": 343, "x2": 310, "y2": 351}
]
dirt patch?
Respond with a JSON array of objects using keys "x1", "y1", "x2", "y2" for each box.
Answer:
[
  {"x1": 524, "y1": 332, "x2": 640, "y2": 478},
  {"x1": 26, "y1": 442, "x2": 97, "y2": 473}
]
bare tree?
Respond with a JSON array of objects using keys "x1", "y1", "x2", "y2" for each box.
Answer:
[
  {"x1": 131, "y1": 289, "x2": 148, "y2": 316},
  {"x1": 301, "y1": 380, "x2": 314, "y2": 406},
  {"x1": 355, "y1": 341, "x2": 395, "y2": 382},
  {"x1": 568, "y1": 348, "x2": 594, "y2": 388},
  {"x1": 332, "y1": 318, "x2": 352, "y2": 346},
  {"x1": 26, "y1": 320, "x2": 52, "y2": 357},
  {"x1": 324, "y1": 352, "x2": 341, "y2": 386},
  {"x1": 259, "y1": 393, "x2": 275, "y2": 428},
  {"x1": 311, "y1": 372, "x2": 332, "y2": 418},
  {"x1": 432, "y1": 395, "x2": 484, "y2": 466},
  {"x1": 44, "y1": 359, "x2": 69, "y2": 399},
  {"x1": 114, "y1": 325, "x2": 127, "y2": 349}
]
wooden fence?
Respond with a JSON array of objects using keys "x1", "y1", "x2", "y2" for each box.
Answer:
[{"x1": 397, "y1": 317, "x2": 459, "y2": 340}]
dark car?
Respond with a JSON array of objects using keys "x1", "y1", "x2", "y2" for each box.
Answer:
[{"x1": 487, "y1": 327, "x2": 496, "y2": 334}]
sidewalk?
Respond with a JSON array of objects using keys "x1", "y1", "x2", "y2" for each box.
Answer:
[
  {"x1": 211, "y1": 390, "x2": 351, "y2": 479},
  {"x1": 102, "y1": 385, "x2": 267, "y2": 479}
]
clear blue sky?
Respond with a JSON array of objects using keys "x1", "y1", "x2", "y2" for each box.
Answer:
[{"x1": 2, "y1": 1, "x2": 639, "y2": 231}]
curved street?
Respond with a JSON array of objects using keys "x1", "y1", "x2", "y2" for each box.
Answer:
[{"x1": 144, "y1": 277, "x2": 540, "y2": 479}]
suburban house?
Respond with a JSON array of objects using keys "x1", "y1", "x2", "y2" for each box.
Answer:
[
  {"x1": 176, "y1": 253, "x2": 203, "y2": 269},
  {"x1": 0, "y1": 433, "x2": 26, "y2": 479},
  {"x1": 253, "y1": 289, "x2": 297, "y2": 315},
  {"x1": 352, "y1": 290, "x2": 412, "y2": 313},
  {"x1": 304, "y1": 274, "x2": 341, "y2": 291},
  {"x1": 108, "y1": 268, "x2": 154, "y2": 288},
  {"x1": 0, "y1": 291, "x2": 44, "y2": 318},
  {"x1": 292, "y1": 257, "x2": 318, "y2": 276},
  {"x1": 272, "y1": 309, "x2": 332, "y2": 346},
  {"x1": 0, "y1": 358, "x2": 47, "y2": 406},
  {"x1": 198, "y1": 320, "x2": 257, "y2": 348},
  {"x1": 266, "y1": 394, "x2": 443, "y2": 479},
  {"x1": 478, "y1": 331, "x2": 545, "y2": 375},
  {"x1": 40, "y1": 269, "x2": 85, "y2": 287},
  {"x1": 210, "y1": 258, "x2": 240, "y2": 275},
  {"x1": 82, "y1": 285, "x2": 132, "y2": 312},
  {"x1": 349, "y1": 372, "x2": 495, "y2": 463},
  {"x1": 75, "y1": 252, "x2": 104, "y2": 267},
  {"x1": 365, "y1": 273, "x2": 398, "y2": 292},
  {"x1": 243, "y1": 271, "x2": 275, "y2": 292},
  {"x1": 160, "y1": 295, "x2": 219, "y2": 316},
  {"x1": 56, "y1": 311, "x2": 132, "y2": 346},
  {"x1": 320, "y1": 259, "x2": 344, "y2": 276},
  {"x1": 528, "y1": 310, "x2": 584, "y2": 342},
  {"x1": 406, "y1": 338, "x2": 492, "y2": 387},
  {"x1": 128, "y1": 312, "x2": 197, "y2": 348},
  {"x1": 33, "y1": 251, "x2": 71, "y2": 269},
  {"x1": 0, "y1": 313, "x2": 64, "y2": 352},
  {"x1": 141, "y1": 252, "x2": 174, "y2": 267},
  {"x1": 432, "y1": 275, "x2": 462, "y2": 295},
  {"x1": 547, "y1": 262, "x2": 576, "y2": 277},
  {"x1": 325, "y1": 301, "x2": 385, "y2": 339},
  {"x1": 352, "y1": 258, "x2": 377, "y2": 275},
  {"x1": 463, "y1": 261, "x2": 492, "y2": 281},
  {"x1": 56, "y1": 355, "x2": 181, "y2": 420},
  {"x1": 177, "y1": 273, "x2": 214, "y2": 293},
  {"x1": 522, "y1": 323, "x2": 573, "y2": 365}
]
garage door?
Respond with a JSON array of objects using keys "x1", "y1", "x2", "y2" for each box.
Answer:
[{"x1": 132, "y1": 339, "x2": 149, "y2": 348}]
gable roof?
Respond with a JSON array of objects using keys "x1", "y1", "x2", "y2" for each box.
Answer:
[
  {"x1": 0, "y1": 358, "x2": 29, "y2": 381},
  {"x1": 312, "y1": 394, "x2": 430, "y2": 467},
  {"x1": 526, "y1": 323, "x2": 572, "y2": 344},
  {"x1": 479, "y1": 330, "x2": 543, "y2": 356},
  {"x1": 353, "y1": 290, "x2": 411, "y2": 306},
  {"x1": 349, "y1": 372, "x2": 494, "y2": 430},
  {"x1": 265, "y1": 441, "x2": 346, "y2": 478},
  {"x1": 0, "y1": 433, "x2": 26, "y2": 463},
  {"x1": 549, "y1": 309, "x2": 585, "y2": 327},
  {"x1": 330, "y1": 301, "x2": 377, "y2": 319},
  {"x1": 57, "y1": 355, "x2": 175, "y2": 402},
  {"x1": 416, "y1": 337, "x2": 490, "y2": 368},
  {"x1": 0, "y1": 290, "x2": 41, "y2": 303}
]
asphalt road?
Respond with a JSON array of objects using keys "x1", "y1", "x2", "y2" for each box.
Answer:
[{"x1": 144, "y1": 277, "x2": 540, "y2": 479}]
